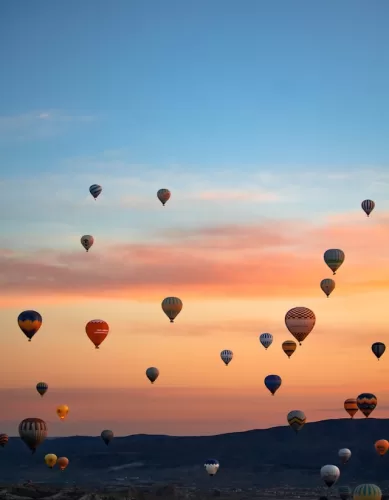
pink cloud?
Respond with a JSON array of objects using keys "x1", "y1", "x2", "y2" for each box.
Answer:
[{"x1": 1, "y1": 216, "x2": 389, "y2": 303}]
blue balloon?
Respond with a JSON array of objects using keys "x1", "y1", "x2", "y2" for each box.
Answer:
[
  {"x1": 264, "y1": 374, "x2": 282, "y2": 396},
  {"x1": 17, "y1": 310, "x2": 42, "y2": 341},
  {"x1": 89, "y1": 184, "x2": 102, "y2": 199}
]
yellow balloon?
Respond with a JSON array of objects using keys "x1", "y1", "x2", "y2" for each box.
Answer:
[
  {"x1": 45, "y1": 454, "x2": 57, "y2": 468},
  {"x1": 56, "y1": 404, "x2": 69, "y2": 420}
]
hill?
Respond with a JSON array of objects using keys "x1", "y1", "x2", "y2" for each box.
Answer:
[{"x1": 1, "y1": 418, "x2": 388, "y2": 489}]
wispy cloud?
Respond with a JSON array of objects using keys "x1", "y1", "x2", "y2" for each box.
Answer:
[{"x1": 0, "y1": 110, "x2": 96, "y2": 141}]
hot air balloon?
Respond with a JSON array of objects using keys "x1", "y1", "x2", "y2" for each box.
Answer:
[
  {"x1": 264, "y1": 375, "x2": 282, "y2": 396},
  {"x1": 357, "y1": 393, "x2": 377, "y2": 418},
  {"x1": 374, "y1": 439, "x2": 389, "y2": 457},
  {"x1": 161, "y1": 297, "x2": 182, "y2": 323},
  {"x1": 320, "y1": 278, "x2": 335, "y2": 298},
  {"x1": 18, "y1": 418, "x2": 47, "y2": 454},
  {"x1": 344, "y1": 398, "x2": 359, "y2": 418},
  {"x1": 57, "y1": 457, "x2": 69, "y2": 471},
  {"x1": 220, "y1": 350, "x2": 233, "y2": 366},
  {"x1": 0, "y1": 434, "x2": 8, "y2": 448},
  {"x1": 361, "y1": 200, "x2": 375, "y2": 217},
  {"x1": 17, "y1": 310, "x2": 42, "y2": 342},
  {"x1": 146, "y1": 367, "x2": 160, "y2": 383},
  {"x1": 320, "y1": 465, "x2": 340, "y2": 488},
  {"x1": 282, "y1": 340, "x2": 297, "y2": 359},
  {"x1": 204, "y1": 459, "x2": 219, "y2": 476},
  {"x1": 85, "y1": 319, "x2": 109, "y2": 349},
  {"x1": 259, "y1": 333, "x2": 273, "y2": 349},
  {"x1": 101, "y1": 430, "x2": 114, "y2": 446},
  {"x1": 353, "y1": 484, "x2": 382, "y2": 500},
  {"x1": 45, "y1": 454, "x2": 57, "y2": 468},
  {"x1": 56, "y1": 405, "x2": 69, "y2": 420},
  {"x1": 157, "y1": 189, "x2": 171, "y2": 206},
  {"x1": 285, "y1": 307, "x2": 316, "y2": 345},
  {"x1": 89, "y1": 184, "x2": 102, "y2": 200},
  {"x1": 371, "y1": 342, "x2": 386, "y2": 361},
  {"x1": 338, "y1": 448, "x2": 351, "y2": 464},
  {"x1": 339, "y1": 486, "x2": 352, "y2": 500},
  {"x1": 287, "y1": 410, "x2": 306, "y2": 433},
  {"x1": 80, "y1": 235, "x2": 94, "y2": 252},
  {"x1": 324, "y1": 249, "x2": 345, "y2": 275},
  {"x1": 36, "y1": 382, "x2": 48, "y2": 397}
]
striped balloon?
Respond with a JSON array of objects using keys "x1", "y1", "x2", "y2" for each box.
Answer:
[
  {"x1": 0, "y1": 434, "x2": 8, "y2": 448},
  {"x1": 89, "y1": 184, "x2": 102, "y2": 200},
  {"x1": 287, "y1": 410, "x2": 306, "y2": 433},
  {"x1": 344, "y1": 398, "x2": 359, "y2": 418},
  {"x1": 220, "y1": 350, "x2": 233, "y2": 366},
  {"x1": 259, "y1": 333, "x2": 273, "y2": 350},
  {"x1": 324, "y1": 249, "x2": 345, "y2": 275},
  {"x1": 353, "y1": 484, "x2": 382, "y2": 500},
  {"x1": 371, "y1": 342, "x2": 385, "y2": 361},
  {"x1": 161, "y1": 297, "x2": 183, "y2": 323},
  {"x1": 282, "y1": 340, "x2": 297, "y2": 358},
  {"x1": 361, "y1": 199, "x2": 375, "y2": 217},
  {"x1": 356, "y1": 393, "x2": 377, "y2": 418},
  {"x1": 320, "y1": 278, "x2": 335, "y2": 298},
  {"x1": 36, "y1": 382, "x2": 48, "y2": 397},
  {"x1": 18, "y1": 418, "x2": 47, "y2": 454}
]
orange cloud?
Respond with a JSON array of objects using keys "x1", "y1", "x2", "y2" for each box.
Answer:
[{"x1": 1, "y1": 215, "x2": 389, "y2": 304}]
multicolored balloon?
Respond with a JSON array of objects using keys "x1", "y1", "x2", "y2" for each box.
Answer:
[
  {"x1": 320, "y1": 278, "x2": 335, "y2": 298},
  {"x1": 18, "y1": 418, "x2": 47, "y2": 454},
  {"x1": 264, "y1": 375, "x2": 282, "y2": 396},
  {"x1": 80, "y1": 235, "x2": 94, "y2": 252},
  {"x1": 204, "y1": 459, "x2": 219, "y2": 476},
  {"x1": 371, "y1": 342, "x2": 386, "y2": 361},
  {"x1": 282, "y1": 340, "x2": 297, "y2": 359},
  {"x1": 57, "y1": 457, "x2": 69, "y2": 471},
  {"x1": 0, "y1": 434, "x2": 8, "y2": 448},
  {"x1": 344, "y1": 398, "x2": 359, "y2": 418},
  {"x1": 353, "y1": 484, "x2": 382, "y2": 500},
  {"x1": 320, "y1": 464, "x2": 340, "y2": 488},
  {"x1": 374, "y1": 440, "x2": 389, "y2": 457},
  {"x1": 161, "y1": 297, "x2": 183, "y2": 323},
  {"x1": 259, "y1": 333, "x2": 273, "y2": 350},
  {"x1": 18, "y1": 310, "x2": 42, "y2": 342},
  {"x1": 157, "y1": 189, "x2": 171, "y2": 206},
  {"x1": 36, "y1": 382, "x2": 48, "y2": 397},
  {"x1": 357, "y1": 393, "x2": 377, "y2": 418},
  {"x1": 324, "y1": 249, "x2": 345, "y2": 275},
  {"x1": 285, "y1": 307, "x2": 316, "y2": 345},
  {"x1": 220, "y1": 350, "x2": 233, "y2": 366},
  {"x1": 287, "y1": 410, "x2": 306, "y2": 433},
  {"x1": 45, "y1": 454, "x2": 57, "y2": 468},
  {"x1": 146, "y1": 366, "x2": 160, "y2": 383},
  {"x1": 101, "y1": 430, "x2": 114, "y2": 446},
  {"x1": 89, "y1": 184, "x2": 102, "y2": 200},
  {"x1": 85, "y1": 319, "x2": 109, "y2": 349},
  {"x1": 56, "y1": 405, "x2": 69, "y2": 420},
  {"x1": 361, "y1": 200, "x2": 375, "y2": 217},
  {"x1": 338, "y1": 448, "x2": 351, "y2": 464}
]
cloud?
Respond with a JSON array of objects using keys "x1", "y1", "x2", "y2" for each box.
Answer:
[
  {"x1": 1, "y1": 213, "x2": 389, "y2": 303},
  {"x1": 0, "y1": 110, "x2": 96, "y2": 141}
]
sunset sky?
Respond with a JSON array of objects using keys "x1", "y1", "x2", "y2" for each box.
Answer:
[{"x1": 1, "y1": 0, "x2": 389, "y2": 437}]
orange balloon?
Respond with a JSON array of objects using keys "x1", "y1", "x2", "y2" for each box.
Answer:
[
  {"x1": 57, "y1": 456, "x2": 69, "y2": 471},
  {"x1": 375, "y1": 440, "x2": 389, "y2": 457},
  {"x1": 85, "y1": 319, "x2": 109, "y2": 349},
  {"x1": 56, "y1": 404, "x2": 69, "y2": 420}
]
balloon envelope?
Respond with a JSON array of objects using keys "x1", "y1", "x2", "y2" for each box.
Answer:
[
  {"x1": 45, "y1": 454, "x2": 57, "y2": 468},
  {"x1": 85, "y1": 319, "x2": 109, "y2": 349},
  {"x1": 80, "y1": 235, "x2": 94, "y2": 252},
  {"x1": 320, "y1": 278, "x2": 335, "y2": 297},
  {"x1": 338, "y1": 448, "x2": 351, "y2": 464},
  {"x1": 146, "y1": 367, "x2": 160, "y2": 383},
  {"x1": 259, "y1": 333, "x2": 273, "y2": 349},
  {"x1": 18, "y1": 310, "x2": 42, "y2": 341},
  {"x1": 57, "y1": 457, "x2": 69, "y2": 471},
  {"x1": 18, "y1": 418, "x2": 47, "y2": 454},
  {"x1": 161, "y1": 297, "x2": 182, "y2": 323},
  {"x1": 101, "y1": 430, "x2": 114, "y2": 445},
  {"x1": 287, "y1": 410, "x2": 306, "y2": 433},
  {"x1": 285, "y1": 307, "x2": 316, "y2": 345},
  {"x1": 320, "y1": 465, "x2": 340, "y2": 487},
  {"x1": 220, "y1": 350, "x2": 233, "y2": 366},
  {"x1": 374, "y1": 439, "x2": 389, "y2": 457},
  {"x1": 157, "y1": 189, "x2": 171, "y2": 206},
  {"x1": 89, "y1": 184, "x2": 102, "y2": 199},
  {"x1": 282, "y1": 340, "x2": 297, "y2": 358},
  {"x1": 357, "y1": 393, "x2": 377, "y2": 418},
  {"x1": 204, "y1": 459, "x2": 219, "y2": 476},
  {"x1": 36, "y1": 382, "x2": 48, "y2": 397},
  {"x1": 353, "y1": 484, "x2": 382, "y2": 500},
  {"x1": 324, "y1": 249, "x2": 345, "y2": 275},
  {"x1": 344, "y1": 398, "x2": 359, "y2": 418},
  {"x1": 0, "y1": 434, "x2": 8, "y2": 448},
  {"x1": 361, "y1": 200, "x2": 375, "y2": 217},
  {"x1": 371, "y1": 342, "x2": 385, "y2": 360},
  {"x1": 56, "y1": 405, "x2": 69, "y2": 420},
  {"x1": 264, "y1": 375, "x2": 282, "y2": 395}
]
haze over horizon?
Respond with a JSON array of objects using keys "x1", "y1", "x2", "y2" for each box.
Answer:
[{"x1": 1, "y1": 0, "x2": 389, "y2": 437}]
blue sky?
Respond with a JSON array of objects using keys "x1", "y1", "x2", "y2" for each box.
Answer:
[{"x1": 1, "y1": 0, "x2": 389, "y2": 248}]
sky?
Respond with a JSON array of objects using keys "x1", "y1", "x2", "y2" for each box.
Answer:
[{"x1": 1, "y1": 0, "x2": 389, "y2": 437}]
